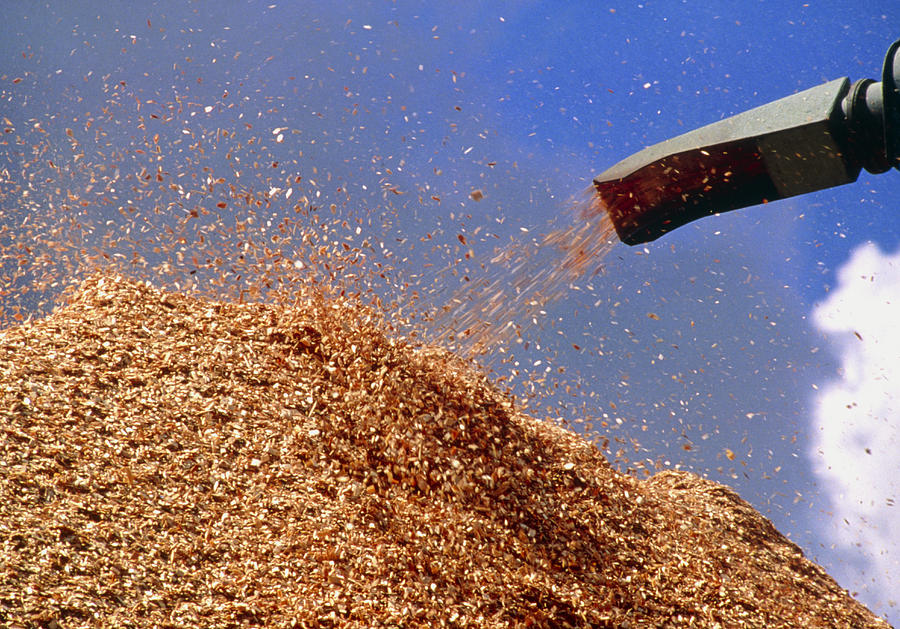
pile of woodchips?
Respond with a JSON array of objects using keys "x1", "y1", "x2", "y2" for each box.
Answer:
[{"x1": 0, "y1": 274, "x2": 889, "y2": 627}]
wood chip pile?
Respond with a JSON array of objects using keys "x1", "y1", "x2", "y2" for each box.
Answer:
[{"x1": 1, "y1": 274, "x2": 888, "y2": 628}]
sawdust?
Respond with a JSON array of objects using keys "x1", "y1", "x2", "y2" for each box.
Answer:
[
  {"x1": 0, "y1": 273, "x2": 889, "y2": 628},
  {"x1": 437, "y1": 191, "x2": 617, "y2": 351}
]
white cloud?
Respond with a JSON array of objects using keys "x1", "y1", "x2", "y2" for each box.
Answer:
[{"x1": 810, "y1": 242, "x2": 900, "y2": 614}]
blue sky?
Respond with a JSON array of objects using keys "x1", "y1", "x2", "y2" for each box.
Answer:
[{"x1": 2, "y1": 1, "x2": 898, "y2": 620}]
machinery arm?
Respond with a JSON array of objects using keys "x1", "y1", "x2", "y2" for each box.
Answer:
[{"x1": 594, "y1": 39, "x2": 900, "y2": 245}]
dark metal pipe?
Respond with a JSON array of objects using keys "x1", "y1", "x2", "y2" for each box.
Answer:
[{"x1": 594, "y1": 39, "x2": 900, "y2": 245}]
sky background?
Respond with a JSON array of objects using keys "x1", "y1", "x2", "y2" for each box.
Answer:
[{"x1": 2, "y1": 0, "x2": 898, "y2": 621}]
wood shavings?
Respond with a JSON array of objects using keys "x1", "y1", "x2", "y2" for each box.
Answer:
[
  {"x1": 436, "y1": 189, "x2": 618, "y2": 351},
  {"x1": 0, "y1": 273, "x2": 888, "y2": 628}
]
